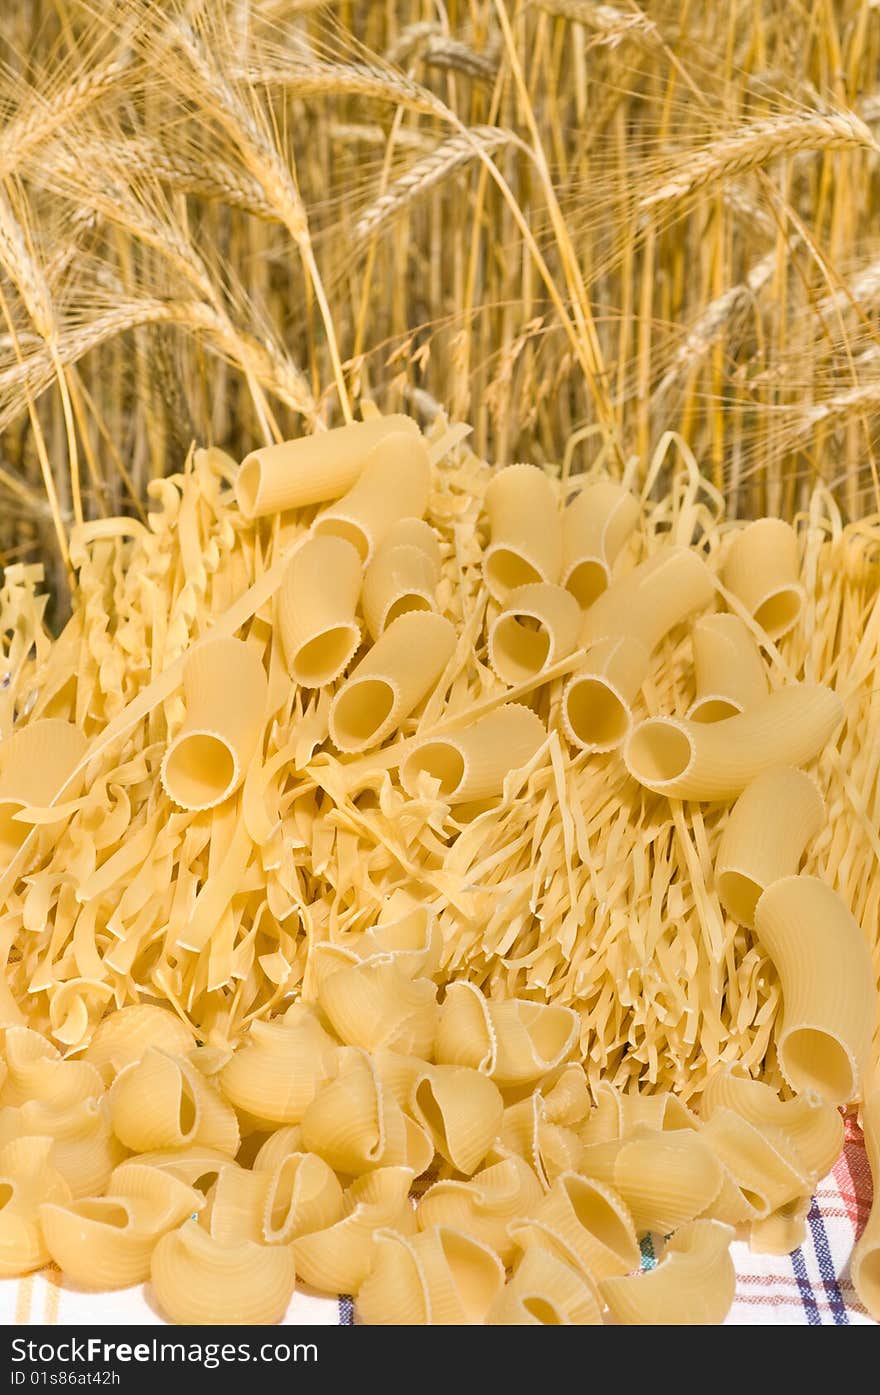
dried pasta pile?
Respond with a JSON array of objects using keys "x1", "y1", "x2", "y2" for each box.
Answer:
[{"x1": 0, "y1": 411, "x2": 879, "y2": 1323}]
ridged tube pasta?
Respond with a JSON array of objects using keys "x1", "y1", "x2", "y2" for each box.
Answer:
[
  {"x1": 218, "y1": 1011, "x2": 338, "y2": 1126},
  {"x1": 400, "y1": 705, "x2": 546, "y2": 806},
  {"x1": 561, "y1": 481, "x2": 639, "y2": 608},
  {"x1": 40, "y1": 1165, "x2": 203, "y2": 1288},
  {"x1": 689, "y1": 613, "x2": 769, "y2": 722},
  {"x1": 581, "y1": 1129, "x2": 724, "y2": 1234},
  {"x1": 600, "y1": 1220, "x2": 735, "y2": 1325},
  {"x1": 0, "y1": 1137, "x2": 72, "y2": 1276},
  {"x1": 0, "y1": 719, "x2": 87, "y2": 862},
  {"x1": 234, "y1": 414, "x2": 420, "y2": 518},
  {"x1": 313, "y1": 431, "x2": 431, "y2": 563},
  {"x1": 363, "y1": 544, "x2": 439, "y2": 641},
  {"x1": 488, "y1": 1246, "x2": 602, "y2": 1325},
  {"x1": 410, "y1": 1065, "x2": 504, "y2": 1175},
  {"x1": 417, "y1": 1157, "x2": 543, "y2": 1264},
  {"x1": 277, "y1": 536, "x2": 362, "y2": 687},
  {"x1": 84, "y1": 1006, "x2": 194, "y2": 1085},
  {"x1": 161, "y1": 638, "x2": 268, "y2": 811},
  {"x1": 488, "y1": 583, "x2": 582, "y2": 685},
  {"x1": 700, "y1": 1069, "x2": 843, "y2": 1180},
  {"x1": 526, "y1": 1172, "x2": 640, "y2": 1280},
  {"x1": 328, "y1": 611, "x2": 456, "y2": 753},
  {"x1": 482, "y1": 464, "x2": 562, "y2": 602},
  {"x1": 300, "y1": 1048, "x2": 431, "y2": 1176},
  {"x1": 722, "y1": 517, "x2": 804, "y2": 639},
  {"x1": 562, "y1": 636, "x2": 649, "y2": 753},
  {"x1": 357, "y1": 1226, "x2": 506, "y2": 1326},
  {"x1": 315, "y1": 956, "x2": 437, "y2": 1057},
  {"x1": 852, "y1": 1087, "x2": 880, "y2": 1320},
  {"x1": 582, "y1": 547, "x2": 715, "y2": 651},
  {"x1": 754, "y1": 876, "x2": 875, "y2": 1104},
  {"x1": 109, "y1": 1048, "x2": 240, "y2": 1155},
  {"x1": 715, "y1": 767, "x2": 825, "y2": 927},
  {"x1": 1, "y1": 1027, "x2": 104, "y2": 1108},
  {"x1": 151, "y1": 1222, "x2": 296, "y2": 1325},
  {"x1": 291, "y1": 1166, "x2": 416, "y2": 1295},
  {"x1": 624, "y1": 683, "x2": 843, "y2": 801}
]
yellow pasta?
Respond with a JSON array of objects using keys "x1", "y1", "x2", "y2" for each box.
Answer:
[
  {"x1": 151, "y1": 1221, "x2": 296, "y2": 1324},
  {"x1": 495, "y1": 1091, "x2": 584, "y2": 1189},
  {"x1": 291, "y1": 1166, "x2": 416, "y2": 1295},
  {"x1": 617, "y1": 1090, "x2": 698, "y2": 1136},
  {"x1": 582, "y1": 546, "x2": 715, "y2": 651},
  {"x1": 235, "y1": 414, "x2": 420, "y2": 518},
  {"x1": 0, "y1": 1136, "x2": 71, "y2": 1276},
  {"x1": 357, "y1": 1225, "x2": 506, "y2": 1325},
  {"x1": 852, "y1": 1086, "x2": 880, "y2": 1320},
  {"x1": 689, "y1": 613, "x2": 769, "y2": 722},
  {"x1": 749, "y1": 1195, "x2": 812, "y2": 1257},
  {"x1": 314, "y1": 431, "x2": 432, "y2": 563},
  {"x1": 260, "y1": 1150, "x2": 344, "y2": 1244},
  {"x1": 161, "y1": 637, "x2": 268, "y2": 811},
  {"x1": 84, "y1": 1006, "x2": 194, "y2": 1085},
  {"x1": 116, "y1": 1146, "x2": 234, "y2": 1194},
  {"x1": 600, "y1": 1220, "x2": 735, "y2": 1325},
  {"x1": 525, "y1": 1172, "x2": 640, "y2": 1280},
  {"x1": 624, "y1": 683, "x2": 843, "y2": 800},
  {"x1": 0, "y1": 718, "x2": 87, "y2": 862},
  {"x1": 200, "y1": 1165, "x2": 268, "y2": 1245},
  {"x1": 561, "y1": 481, "x2": 640, "y2": 609},
  {"x1": 363, "y1": 544, "x2": 439, "y2": 641},
  {"x1": 434, "y1": 983, "x2": 578, "y2": 1087},
  {"x1": 410, "y1": 1064, "x2": 504, "y2": 1175},
  {"x1": 488, "y1": 1246, "x2": 603, "y2": 1325},
  {"x1": 314, "y1": 955, "x2": 437, "y2": 1057},
  {"x1": 715, "y1": 767, "x2": 825, "y2": 927},
  {"x1": 417, "y1": 1157, "x2": 543, "y2": 1264},
  {"x1": 109, "y1": 1048, "x2": 240, "y2": 1155},
  {"x1": 400, "y1": 704, "x2": 546, "y2": 806},
  {"x1": 488, "y1": 583, "x2": 582, "y2": 685},
  {"x1": 700, "y1": 1069, "x2": 843, "y2": 1179},
  {"x1": 0, "y1": 1096, "x2": 123, "y2": 1199},
  {"x1": 328, "y1": 610, "x2": 456, "y2": 753},
  {"x1": 300, "y1": 1047, "x2": 431, "y2": 1176},
  {"x1": 754, "y1": 876, "x2": 875, "y2": 1104},
  {"x1": 700, "y1": 1108, "x2": 813, "y2": 1217},
  {"x1": 1, "y1": 1026, "x2": 103, "y2": 1108},
  {"x1": 562, "y1": 636, "x2": 649, "y2": 753},
  {"x1": 722, "y1": 518, "x2": 804, "y2": 639},
  {"x1": 218, "y1": 1009, "x2": 338, "y2": 1126},
  {"x1": 581, "y1": 1129, "x2": 724, "y2": 1234},
  {"x1": 482, "y1": 464, "x2": 562, "y2": 601},
  {"x1": 277, "y1": 535, "x2": 362, "y2": 687}
]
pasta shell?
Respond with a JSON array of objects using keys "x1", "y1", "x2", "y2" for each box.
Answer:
[
  {"x1": 700, "y1": 1107, "x2": 814, "y2": 1218},
  {"x1": 410, "y1": 1065, "x2": 503, "y2": 1175},
  {"x1": 84, "y1": 1005, "x2": 194, "y2": 1085},
  {"x1": 749, "y1": 1195, "x2": 811, "y2": 1256},
  {"x1": 600, "y1": 1219, "x2": 736, "y2": 1325},
  {"x1": 606, "y1": 1129, "x2": 725, "y2": 1234},
  {"x1": 315, "y1": 955, "x2": 438, "y2": 1056},
  {"x1": 253, "y1": 1127, "x2": 305, "y2": 1172},
  {"x1": 526, "y1": 1172, "x2": 640, "y2": 1280},
  {"x1": 0, "y1": 1096, "x2": 124, "y2": 1199},
  {"x1": 434, "y1": 982, "x2": 496, "y2": 1075},
  {"x1": 488, "y1": 1246, "x2": 603, "y2": 1325},
  {"x1": 109, "y1": 1049, "x2": 239, "y2": 1155},
  {"x1": 700, "y1": 1068, "x2": 843, "y2": 1179},
  {"x1": 579, "y1": 1082, "x2": 623, "y2": 1145},
  {"x1": 618, "y1": 1090, "x2": 698, "y2": 1136},
  {"x1": 260, "y1": 1151, "x2": 345, "y2": 1244},
  {"x1": 300, "y1": 1049, "x2": 423, "y2": 1176},
  {"x1": 0, "y1": 1137, "x2": 71, "y2": 1276},
  {"x1": 1, "y1": 1026, "x2": 104, "y2": 1108},
  {"x1": 489, "y1": 999, "x2": 579, "y2": 1088},
  {"x1": 292, "y1": 1166, "x2": 416, "y2": 1295},
  {"x1": 113, "y1": 1147, "x2": 235, "y2": 1194},
  {"x1": 202, "y1": 1166, "x2": 269, "y2": 1245},
  {"x1": 417, "y1": 1156, "x2": 543, "y2": 1265},
  {"x1": 218, "y1": 1014, "x2": 338, "y2": 1126},
  {"x1": 151, "y1": 1222, "x2": 296, "y2": 1325},
  {"x1": 357, "y1": 1226, "x2": 505, "y2": 1325}
]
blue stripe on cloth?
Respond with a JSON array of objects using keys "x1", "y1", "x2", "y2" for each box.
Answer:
[
  {"x1": 806, "y1": 1197, "x2": 849, "y2": 1325},
  {"x1": 338, "y1": 1295, "x2": 354, "y2": 1325},
  {"x1": 790, "y1": 1243, "x2": 821, "y2": 1324},
  {"x1": 640, "y1": 1235, "x2": 656, "y2": 1270}
]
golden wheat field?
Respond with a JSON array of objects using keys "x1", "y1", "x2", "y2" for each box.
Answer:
[{"x1": 0, "y1": 0, "x2": 879, "y2": 1331}]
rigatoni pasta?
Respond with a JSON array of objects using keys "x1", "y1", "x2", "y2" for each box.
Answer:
[
  {"x1": 0, "y1": 719, "x2": 87, "y2": 862},
  {"x1": 715, "y1": 767, "x2": 825, "y2": 926},
  {"x1": 277, "y1": 535, "x2": 362, "y2": 687},
  {"x1": 482, "y1": 464, "x2": 562, "y2": 601},
  {"x1": 314, "y1": 431, "x2": 431, "y2": 563},
  {"x1": 689, "y1": 613, "x2": 768, "y2": 722},
  {"x1": 400, "y1": 704, "x2": 546, "y2": 805},
  {"x1": 562, "y1": 635, "x2": 649, "y2": 753},
  {"x1": 561, "y1": 481, "x2": 639, "y2": 608},
  {"x1": 488, "y1": 583, "x2": 581, "y2": 685},
  {"x1": 722, "y1": 518, "x2": 804, "y2": 640}
]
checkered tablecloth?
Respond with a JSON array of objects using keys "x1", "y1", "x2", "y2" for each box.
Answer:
[{"x1": 3, "y1": 1114, "x2": 874, "y2": 1326}]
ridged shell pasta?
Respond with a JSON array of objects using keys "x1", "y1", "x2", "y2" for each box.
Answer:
[
  {"x1": 109, "y1": 1049, "x2": 240, "y2": 1155},
  {"x1": 0, "y1": 1137, "x2": 71, "y2": 1276},
  {"x1": 151, "y1": 1221, "x2": 296, "y2": 1325},
  {"x1": 291, "y1": 1166, "x2": 416, "y2": 1295},
  {"x1": 600, "y1": 1220, "x2": 735, "y2": 1324},
  {"x1": 357, "y1": 1225, "x2": 505, "y2": 1325},
  {"x1": 488, "y1": 1246, "x2": 602, "y2": 1325}
]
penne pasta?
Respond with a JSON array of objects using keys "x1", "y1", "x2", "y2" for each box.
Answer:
[
  {"x1": 328, "y1": 610, "x2": 456, "y2": 752},
  {"x1": 600, "y1": 1219, "x2": 735, "y2": 1324},
  {"x1": 235, "y1": 414, "x2": 420, "y2": 518},
  {"x1": 722, "y1": 518, "x2": 804, "y2": 640},
  {"x1": 689, "y1": 613, "x2": 769, "y2": 722},
  {"x1": 313, "y1": 431, "x2": 431, "y2": 563},
  {"x1": 715, "y1": 767, "x2": 825, "y2": 927},
  {"x1": 357, "y1": 1225, "x2": 506, "y2": 1326},
  {"x1": 277, "y1": 535, "x2": 362, "y2": 687},
  {"x1": 624, "y1": 683, "x2": 843, "y2": 800},
  {"x1": 754, "y1": 876, "x2": 875, "y2": 1104},
  {"x1": 561, "y1": 481, "x2": 640, "y2": 609},
  {"x1": 400, "y1": 704, "x2": 546, "y2": 805},
  {"x1": 363, "y1": 543, "x2": 439, "y2": 641},
  {"x1": 488, "y1": 583, "x2": 581, "y2": 686},
  {"x1": 482, "y1": 464, "x2": 562, "y2": 601},
  {"x1": 0, "y1": 719, "x2": 87, "y2": 863},
  {"x1": 562, "y1": 635, "x2": 649, "y2": 753},
  {"x1": 852, "y1": 1086, "x2": 880, "y2": 1320},
  {"x1": 151, "y1": 1222, "x2": 296, "y2": 1324},
  {"x1": 161, "y1": 637, "x2": 268, "y2": 811}
]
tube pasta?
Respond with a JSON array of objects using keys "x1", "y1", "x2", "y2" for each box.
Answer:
[
  {"x1": 526, "y1": 1172, "x2": 640, "y2": 1280},
  {"x1": 314, "y1": 956, "x2": 438, "y2": 1057},
  {"x1": 561, "y1": 481, "x2": 639, "y2": 609},
  {"x1": 329, "y1": 611, "x2": 456, "y2": 753},
  {"x1": 417, "y1": 1157, "x2": 543, "y2": 1265},
  {"x1": 488, "y1": 583, "x2": 581, "y2": 686},
  {"x1": 0, "y1": 1137, "x2": 71, "y2": 1276},
  {"x1": 409, "y1": 1065, "x2": 504, "y2": 1175},
  {"x1": 700, "y1": 1069, "x2": 844, "y2": 1180},
  {"x1": 562, "y1": 636, "x2": 649, "y2": 753},
  {"x1": 291, "y1": 1166, "x2": 416, "y2": 1295},
  {"x1": 357, "y1": 1226, "x2": 506, "y2": 1326},
  {"x1": 715, "y1": 767, "x2": 825, "y2": 927},
  {"x1": 624, "y1": 683, "x2": 843, "y2": 801},
  {"x1": 313, "y1": 431, "x2": 431, "y2": 563},
  {"x1": 0, "y1": 719, "x2": 87, "y2": 862},
  {"x1": 482, "y1": 464, "x2": 562, "y2": 602},
  {"x1": 109, "y1": 1049, "x2": 240, "y2": 1155},
  {"x1": 151, "y1": 1221, "x2": 296, "y2": 1325},
  {"x1": 689, "y1": 613, "x2": 768, "y2": 723},
  {"x1": 754, "y1": 876, "x2": 875, "y2": 1105},
  {"x1": 161, "y1": 638, "x2": 268, "y2": 812},
  {"x1": 380, "y1": 516, "x2": 442, "y2": 570},
  {"x1": 218, "y1": 1011, "x2": 338, "y2": 1126},
  {"x1": 84, "y1": 1006, "x2": 194, "y2": 1086},
  {"x1": 235, "y1": 414, "x2": 420, "y2": 518},
  {"x1": 852, "y1": 1087, "x2": 880, "y2": 1320},
  {"x1": 722, "y1": 518, "x2": 804, "y2": 640},
  {"x1": 489, "y1": 1247, "x2": 602, "y2": 1325},
  {"x1": 363, "y1": 545, "x2": 439, "y2": 641},
  {"x1": 300, "y1": 1048, "x2": 431, "y2": 1176},
  {"x1": 400, "y1": 705, "x2": 546, "y2": 806},
  {"x1": 277, "y1": 536, "x2": 362, "y2": 687},
  {"x1": 600, "y1": 1220, "x2": 735, "y2": 1325},
  {"x1": 582, "y1": 547, "x2": 715, "y2": 651}
]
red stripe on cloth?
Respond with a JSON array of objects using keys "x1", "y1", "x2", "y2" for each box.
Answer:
[{"x1": 833, "y1": 1116, "x2": 873, "y2": 1235}]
